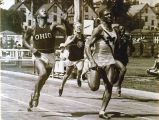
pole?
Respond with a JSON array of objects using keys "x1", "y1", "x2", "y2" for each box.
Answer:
[
  {"x1": 139, "y1": 10, "x2": 141, "y2": 36},
  {"x1": 31, "y1": 0, "x2": 33, "y2": 27},
  {"x1": 74, "y1": 0, "x2": 84, "y2": 33}
]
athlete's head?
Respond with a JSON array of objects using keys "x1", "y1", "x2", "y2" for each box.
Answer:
[
  {"x1": 98, "y1": 6, "x2": 113, "y2": 24},
  {"x1": 74, "y1": 22, "x2": 82, "y2": 38},
  {"x1": 119, "y1": 25, "x2": 125, "y2": 36},
  {"x1": 74, "y1": 22, "x2": 82, "y2": 33},
  {"x1": 37, "y1": 8, "x2": 48, "y2": 19}
]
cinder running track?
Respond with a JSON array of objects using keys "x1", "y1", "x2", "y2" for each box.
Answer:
[{"x1": 1, "y1": 71, "x2": 159, "y2": 120}]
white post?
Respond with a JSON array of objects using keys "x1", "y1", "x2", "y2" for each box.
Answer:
[
  {"x1": 31, "y1": 1, "x2": 33, "y2": 27},
  {"x1": 74, "y1": 0, "x2": 84, "y2": 33}
]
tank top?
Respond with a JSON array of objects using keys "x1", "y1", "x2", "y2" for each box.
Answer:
[
  {"x1": 94, "y1": 24, "x2": 117, "y2": 55},
  {"x1": 68, "y1": 35, "x2": 85, "y2": 61},
  {"x1": 33, "y1": 24, "x2": 55, "y2": 53}
]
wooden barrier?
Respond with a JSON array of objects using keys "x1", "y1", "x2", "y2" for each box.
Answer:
[{"x1": 0, "y1": 49, "x2": 34, "y2": 67}]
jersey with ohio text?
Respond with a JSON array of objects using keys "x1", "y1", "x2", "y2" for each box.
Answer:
[{"x1": 33, "y1": 24, "x2": 55, "y2": 53}]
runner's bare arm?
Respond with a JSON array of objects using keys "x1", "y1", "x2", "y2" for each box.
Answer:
[
  {"x1": 64, "y1": 35, "x2": 76, "y2": 47},
  {"x1": 85, "y1": 26, "x2": 101, "y2": 68},
  {"x1": 50, "y1": 23, "x2": 66, "y2": 35},
  {"x1": 23, "y1": 29, "x2": 34, "y2": 50},
  {"x1": 23, "y1": 28, "x2": 40, "y2": 55}
]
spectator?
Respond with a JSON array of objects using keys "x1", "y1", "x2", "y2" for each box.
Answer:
[
  {"x1": 147, "y1": 54, "x2": 159, "y2": 74},
  {"x1": 54, "y1": 43, "x2": 69, "y2": 76}
]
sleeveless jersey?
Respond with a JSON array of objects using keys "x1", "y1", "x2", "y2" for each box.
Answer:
[
  {"x1": 94, "y1": 24, "x2": 117, "y2": 55},
  {"x1": 93, "y1": 24, "x2": 117, "y2": 66},
  {"x1": 68, "y1": 35, "x2": 85, "y2": 61},
  {"x1": 114, "y1": 34, "x2": 130, "y2": 65},
  {"x1": 33, "y1": 24, "x2": 55, "y2": 53}
]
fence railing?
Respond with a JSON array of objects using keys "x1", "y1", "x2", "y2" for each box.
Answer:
[
  {"x1": 0, "y1": 49, "x2": 33, "y2": 61},
  {"x1": 0, "y1": 49, "x2": 55, "y2": 77}
]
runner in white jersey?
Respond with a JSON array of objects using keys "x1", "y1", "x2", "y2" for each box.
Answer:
[{"x1": 85, "y1": 6, "x2": 126, "y2": 119}]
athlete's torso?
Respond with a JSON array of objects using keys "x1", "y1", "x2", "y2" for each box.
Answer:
[
  {"x1": 68, "y1": 35, "x2": 85, "y2": 61},
  {"x1": 33, "y1": 24, "x2": 55, "y2": 53},
  {"x1": 94, "y1": 24, "x2": 117, "y2": 55},
  {"x1": 114, "y1": 34, "x2": 131, "y2": 65}
]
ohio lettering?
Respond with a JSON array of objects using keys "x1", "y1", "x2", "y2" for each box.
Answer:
[{"x1": 35, "y1": 33, "x2": 52, "y2": 40}]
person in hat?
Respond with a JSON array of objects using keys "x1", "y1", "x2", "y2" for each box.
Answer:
[
  {"x1": 23, "y1": 8, "x2": 66, "y2": 110},
  {"x1": 54, "y1": 43, "x2": 69, "y2": 76},
  {"x1": 58, "y1": 22, "x2": 85, "y2": 96},
  {"x1": 59, "y1": 43, "x2": 69, "y2": 63}
]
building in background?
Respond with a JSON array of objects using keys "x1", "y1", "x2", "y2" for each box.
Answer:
[
  {"x1": 67, "y1": 1, "x2": 97, "y2": 28},
  {"x1": 9, "y1": 1, "x2": 35, "y2": 30},
  {"x1": 128, "y1": 3, "x2": 158, "y2": 30},
  {"x1": 0, "y1": 30, "x2": 23, "y2": 49},
  {"x1": 5, "y1": 0, "x2": 159, "y2": 48},
  {"x1": 153, "y1": 3, "x2": 159, "y2": 29},
  {"x1": 36, "y1": 1, "x2": 64, "y2": 24}
]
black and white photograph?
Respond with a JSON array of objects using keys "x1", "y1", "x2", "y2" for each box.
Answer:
[{"x1": 0, "y1": 0, "x2": 159, "y2": 119}]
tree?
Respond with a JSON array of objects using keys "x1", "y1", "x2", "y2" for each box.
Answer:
[
  {"x1": 85, "y1": 0, "x2": 93, "y2": 7},
  {"x1": 102, "y1": 0, "x2": 144, "y2": 31},
  {"x1": 0, "y1": 0, "x2": 3, "y2": 5},
  {"x1": 24, "y1": 0, "x2": 48, "y2": 14},
  {"x1": 1, "y1": 9, "x2": 25, "y2": 33}
]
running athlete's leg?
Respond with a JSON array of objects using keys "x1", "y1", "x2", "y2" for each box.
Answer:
[
  {"x1": 59, "y1": 65, "x2": 74, "y2": 96},
  {"x1": 82, "y1": 59, "x2": 90, "y2": 80},
  {"x1": 42, "y1": 67, "x2": 52, "y2": 87},
  {"x1": 99, "y1": 65, "x2": 114, "y2": 119},
  {"x1": 29, "y1": 59, "x2": 50, "y2": 108},
  {"x1": 76, "y1": 60, "x2": 84, "y2": 87},
  {"x1": 114, "y1": 60, "x2": 126, "y2": 96},
  {"x1": 34, "y1": 59, "x2": 52, "y2": 106},
  {"x1": 87, "y1": 69, "x2": 100, "y2": 91},
  {"x1": 34, "y1": 59, "x2": 50, "y2": 95},
  {"x1": 36, "y1": 68, "x2": 52, "y2": 107},
  {"x1": 116, "y1": 72, "x2": 126, "y2": 94}
]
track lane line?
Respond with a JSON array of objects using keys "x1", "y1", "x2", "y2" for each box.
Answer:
[
  {"x1": 1, "y1": 94, "x2": 76, "y2": 120},
  {"x1": 2, "y1": 82, "x2": 100, "y2": 109},
  {"x1": 2, "y1": 75, "x2": 102, "y2": 98}
]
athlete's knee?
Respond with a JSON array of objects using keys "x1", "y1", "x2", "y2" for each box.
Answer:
[
  {"x1": 39, "y1": 70, "x2": 47, "y2": 79},
  {"x1": 66, "y1": 66, "x2": 73, "y2": 74},
  {"x1": 87, "y1": 70, "x2": 100, "y2": 91},
  {"x1": 89, "y1": 83, "x2": 99, "y2": 91},
  {"x1": 88, "y1": 75, "x2": 100, "y2": 91},
  {"x1": 91, "y1": 87, "x2": 99, "y2": 91}
]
